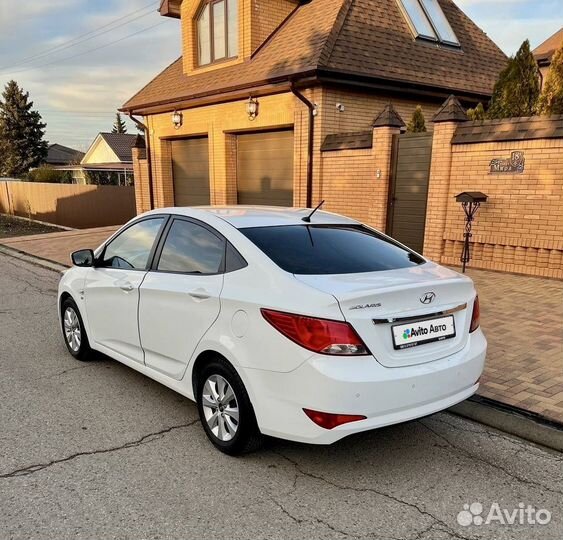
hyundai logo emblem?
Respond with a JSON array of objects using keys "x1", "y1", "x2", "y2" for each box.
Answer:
[{"x1": 420, "y1": 292, "x2": 436, "y2": 305}]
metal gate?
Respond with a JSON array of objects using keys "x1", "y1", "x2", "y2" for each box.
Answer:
[{"x1": 386, "y1": 132, "x2": 433, "y2": 254}]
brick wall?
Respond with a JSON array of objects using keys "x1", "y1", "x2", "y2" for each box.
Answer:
[
  {"x1": 316, "y1": 87, "x2": 441, "y2": 229},
  {"x1": 251, "y1": 0, "x2": 297, "y2": 52},
  {"x1": 131, "y1": 147, "x2": 151, "y2": 214},
  {"x1": 425, "y1": 115, "x2": 563, "y2": 279},
  {"x1": 320, "y1": 87, "x2": 439, "y2": 137},
  {"x1": 132, "y1": 88, "x2": 563, "y2": 278}
]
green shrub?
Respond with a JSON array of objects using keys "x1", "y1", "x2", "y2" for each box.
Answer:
[
  {"x1": 26, "y1": 166, "x2": 72, "y2": 184},
  {"x1": 407, "y1": 106, "x2": 427, "y2": 133},
  {"x1": 467, "y1": 103, "x2": 486, "y2": 121}
]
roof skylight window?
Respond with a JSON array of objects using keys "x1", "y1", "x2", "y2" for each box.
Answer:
[{"x1": 398, "y1": 0, "x2": 460, "y2": 47}]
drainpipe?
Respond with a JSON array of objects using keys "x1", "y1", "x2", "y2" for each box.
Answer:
[
  {"x1": 290, "y1": 83, "x2": 315, "y2": 208},
  {"x1": 127, "y1": 112, "x2": 154, "y2": 210}
]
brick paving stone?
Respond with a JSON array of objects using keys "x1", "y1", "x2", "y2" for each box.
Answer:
[
  {"x1": 467, "y1": 267, "x2": 563, "y2": 424},
  {"x1": 0, "y1": 226, "x2": 119, "y2": 266}
]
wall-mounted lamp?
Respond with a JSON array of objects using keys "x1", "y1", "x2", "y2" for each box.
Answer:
[
  {"x1": 246, "y1": 97, "x2": 259, "y2": 121},
  {"x1": 172, "y1": 110, "x2": 183, "y2": 129},
  {"x1": 336, "y1": 103, "x2": 345, "y2": 113},
  {"x1": 312, "y1": 104, "x2": 319, "y2": 117}
]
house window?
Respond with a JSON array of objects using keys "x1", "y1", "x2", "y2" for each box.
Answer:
[
  {"x1": 197, "y1": 0, "x2": 238, "y2": 66},
  {"x1": 397, "y1": 0, "x2": 460, "y2": 47}
]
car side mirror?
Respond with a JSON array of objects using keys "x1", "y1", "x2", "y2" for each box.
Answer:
[{"x1": 71, "y1": 249, "x2": 95, "y2": 267}]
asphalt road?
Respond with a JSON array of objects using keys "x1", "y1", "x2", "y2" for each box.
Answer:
[{"x1": 0, "y1": 253, "x2": 562, "y2": 540}]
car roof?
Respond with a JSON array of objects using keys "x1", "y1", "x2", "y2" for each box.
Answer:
[{"x1": 151, "y1": 206, "x2": 361, "y2": 229}]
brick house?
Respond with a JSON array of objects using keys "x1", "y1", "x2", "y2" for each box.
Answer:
[{"x1": 121, "y1": 0, "x2": 506, "y2": 252}]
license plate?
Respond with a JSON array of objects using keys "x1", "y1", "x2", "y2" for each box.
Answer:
[{"x1": 392, "y1": 315, "x2": 456, "y2": 350}]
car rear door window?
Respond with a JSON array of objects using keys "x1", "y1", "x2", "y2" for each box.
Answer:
[
  {"x1": 101, "y1": 218, "x2": 164, "y2": 270},
  {"x1": 157, "y1": 219, "x2": 225, "y2": 274},
  {"x1": 241, "y1": 225, "x2": 425, "y2": 275}
]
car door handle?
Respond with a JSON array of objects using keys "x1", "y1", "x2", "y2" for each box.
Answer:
[
  {"x1": 119, "y1": 282, "x2": 134, "y2": 292},
  {"x1": 188, "y1": 289, "x2": 211, "y2": 300}
]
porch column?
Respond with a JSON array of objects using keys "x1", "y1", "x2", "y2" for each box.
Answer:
[
  {"x1": 423, "y1": 95, "x2": 468, "y2": 261},
  {"x1": 370, "y1": 103, "x2": 405, "y2": 230}
]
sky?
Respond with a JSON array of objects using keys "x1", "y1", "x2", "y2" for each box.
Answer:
[{"x1": 0, "y1": 0, "x2": 561, "y2": 151}]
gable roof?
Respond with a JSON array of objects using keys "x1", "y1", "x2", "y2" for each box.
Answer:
[
  {"x1": 122, "y1": 0, "x2": 507, "y2": 113},
  {"x1": 45, "y1": 143, "x2": 85, "y2": 165},
  {"x1": 533, "y1": 27, "x2": 563, "y2": 65},
  {"x1": 81, "y1": 133, "x2": 142, "y2": 165},
  {"x1": 99, "y1": 133, "x2": 141, "y2": 162}
]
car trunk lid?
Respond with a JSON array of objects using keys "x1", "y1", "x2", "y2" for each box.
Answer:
[{"x1": 295, "y1": 263, "x2": 475, "y2": 367}]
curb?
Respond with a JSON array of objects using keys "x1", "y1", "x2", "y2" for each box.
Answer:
[
  {"x1": 449, "y1": 395, "x2": 563, "y2": 452},
  {"x1": 0, "y1": 245, "x2": 68, "y2": 274}
]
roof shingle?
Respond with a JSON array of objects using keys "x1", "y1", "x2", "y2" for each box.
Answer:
[
  {"x1": 533, "y1": 27, "x2": 563, "y2": 64},
  {"x1": 99, "y1": 133, "x2": 143, "y2": 162},
  {"x1": 321, "y1": 131, "x2": 373, "y2": 151},
  {"x1": 122, "y1": 0, "x2": 507, "y2": 112},
  {"x1": 452, "y1": 115, "x2": 563, "y2": 144}
]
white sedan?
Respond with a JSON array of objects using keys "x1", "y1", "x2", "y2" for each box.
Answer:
[{"x1": 58, "y1": 206, "x2": 486, "y2": 454}]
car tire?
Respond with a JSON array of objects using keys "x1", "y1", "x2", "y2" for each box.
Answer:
[
  {"x1": 61, "y1": 297, "x2": 93, "y2": 361},
  {"x1": 197, "y1": 357, "x2": 262, "y2": 455}
]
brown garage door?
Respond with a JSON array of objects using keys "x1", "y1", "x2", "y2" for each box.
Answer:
[
  {"x1": 387, "y1": 132, "x2": 433, "y2": 254},
  {"x1": 171, "y1": 137, "x2": 210, "y2": 206},
  {"x1": 237, "y1": 130, "x2": 294, "y2": 206}
]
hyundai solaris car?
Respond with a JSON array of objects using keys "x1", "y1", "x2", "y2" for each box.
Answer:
[{"x1": 58, "y1": 206, "x2": 486, "y2": 454}]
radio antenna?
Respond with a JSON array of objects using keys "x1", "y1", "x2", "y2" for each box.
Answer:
[{"x1": 302, "y1": 200, "x2": 325, "y2": 223}]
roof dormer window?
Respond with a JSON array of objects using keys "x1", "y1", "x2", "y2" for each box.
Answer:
[
  {"x1": 397, "y1": 0, "x2": 460, "y2": 47},
  {"x1": 197, "y1": 0, "x2": 238, "y2": 66}
]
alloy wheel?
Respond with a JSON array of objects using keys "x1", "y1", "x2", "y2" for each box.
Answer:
[
  {"x1": 63, "y1": 307, "x2": 82, "y2": 353},
  {"x1": 202, "y1": 374, "x2": 240, "y2": 442}
]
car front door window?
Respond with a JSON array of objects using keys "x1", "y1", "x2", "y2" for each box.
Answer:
[{"x1": 102, "y1": 218, "x2": 164, "y2": 270}]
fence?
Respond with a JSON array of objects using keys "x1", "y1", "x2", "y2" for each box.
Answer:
[
  {"x1": 424, "y1": 112, "x2": 563, "y2": 279},
  {"x1": 0, "y1": 182, "x2": 136, "y2": 229}
]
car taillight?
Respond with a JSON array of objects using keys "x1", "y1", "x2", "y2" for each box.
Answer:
[
  {"x1": 261, "y1": 309, "x2": 369, "y2": 356},
  {"x1": 469, "y1": 295, "x2": 480, "y2": 333},
  {"x1": 303, "y1": 409, "x2": 367, "y2": 430}
]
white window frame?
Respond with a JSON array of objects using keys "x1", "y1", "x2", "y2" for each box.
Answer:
[{"x1": 397, "y1": 0, "x2": 461, "y2": 48}]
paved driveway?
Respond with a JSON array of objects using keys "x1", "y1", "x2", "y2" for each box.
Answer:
[
  {"x1": 467, "y1": 269, "x2": 563, "y2": 422},
  {"x1": 0, "y1": 226, "x2": 119, "y2": 266},
  {"x1": 0, "y1": 253, "x2": 562, "y2": 540}
]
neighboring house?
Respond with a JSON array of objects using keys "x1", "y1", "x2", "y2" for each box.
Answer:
[
  {"x1": 58, "y1": 133, "x2": 141, "y2": 185},
  {"x1": 44, "y1": 144, "x2": 85, "y2": 167},
  {"x1": 121, "y1": 0, "x2": 506, "y2": 229},
  {"x1": 533, "y1": 27, "x2": 563, "y2": 89}
]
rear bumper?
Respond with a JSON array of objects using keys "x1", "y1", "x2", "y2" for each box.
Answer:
[{"x1": 244, "y1": 329, "x2": 486, "y2": 444}]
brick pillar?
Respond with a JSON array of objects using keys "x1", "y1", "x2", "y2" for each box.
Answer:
[
  {"x1": 131, "y1": 136, "x2": 151, "y2": 215},
  {"x1": 152, "y1": 137, "x2": 174, "y2": 208},
  {"x1": 423, "y1": 95, "x2": 468, "y2": 261},
  {"x1": 370, "y1": 103, "x2": 405, "y2": 230}
]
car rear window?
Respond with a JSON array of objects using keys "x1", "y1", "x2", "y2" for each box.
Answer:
[{"x1": 240, "y1": 224, "x2": 425, "y2": 275}]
